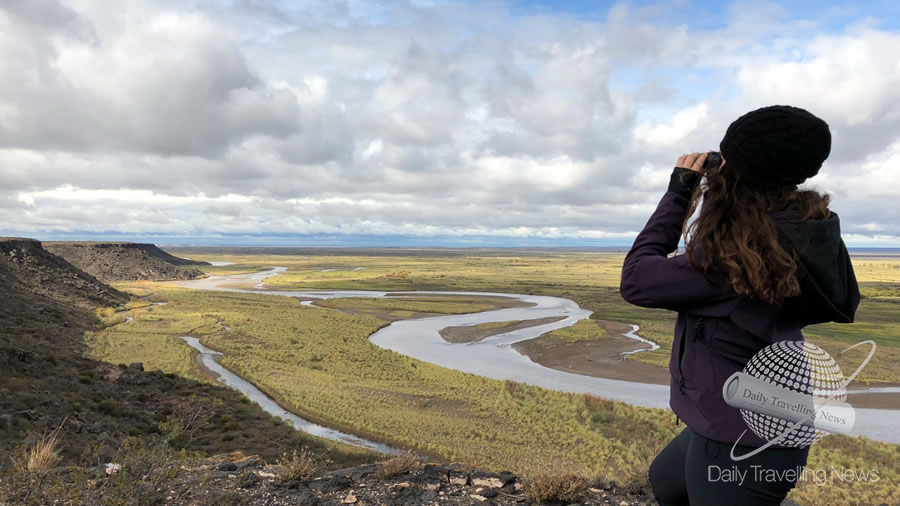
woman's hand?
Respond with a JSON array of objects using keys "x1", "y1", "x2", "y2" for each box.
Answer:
[{"x1": 676, "y1": 152, "x2": 708, "y2": 173}]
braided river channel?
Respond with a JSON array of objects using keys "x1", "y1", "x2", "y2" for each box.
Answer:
[{"x1": 177, "y1": 267, "x2": 900, "y2": 449}]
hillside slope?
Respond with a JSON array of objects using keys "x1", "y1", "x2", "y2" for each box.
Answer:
[
  {"x1": 0, "y1": 238, "x2": 376, "y2": 504},
  {"x1": 0, "y1": 238, "x2": 128, "y2": 309},
  {"x1": 43, "y1": 241, "x2": 209, "y2": 282}
]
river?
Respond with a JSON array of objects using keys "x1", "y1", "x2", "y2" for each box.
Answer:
[
  {"x1": 177, "y1": 267, "x2": 900, "y2": 445},
  {"x1": 179, "y1": 336, "x2": 399, "y2": 454}
]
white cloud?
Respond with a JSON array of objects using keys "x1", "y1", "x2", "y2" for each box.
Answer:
[
  {"x1": 633, "y1": 103, "x2": 709, "y2": 147},
  {"x1": 0, "y1": 1, "x2": 898, "y2": 245}
]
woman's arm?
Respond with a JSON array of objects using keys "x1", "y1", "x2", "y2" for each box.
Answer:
[{"x1": 620, "y1": 153, "x2": 735, "y2": 311}]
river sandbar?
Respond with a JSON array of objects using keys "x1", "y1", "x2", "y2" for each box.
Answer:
[{"x1": 440, "y1": 316, "x2": 567, "y2": 344}]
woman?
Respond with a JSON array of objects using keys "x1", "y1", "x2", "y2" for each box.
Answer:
[{"x1": 620, "y1": 105, "x2": 860, "y2": 505}]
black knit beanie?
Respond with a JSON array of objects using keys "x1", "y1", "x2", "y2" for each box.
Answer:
[{"x1": 719, "y1": 105, "x2": 831, "y2": 189}]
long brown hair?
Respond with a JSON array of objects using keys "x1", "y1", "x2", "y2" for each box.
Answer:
[{"x1": 683, "y1": 163, "x2": 831, "y2": 304}]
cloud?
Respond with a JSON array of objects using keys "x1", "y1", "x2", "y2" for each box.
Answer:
[
  {"x1": 0, "y1": 0, "x2": 898, "y2": 245},
  {"x1": 0, "y1": 0, "x2": 300, "y2": 156}
]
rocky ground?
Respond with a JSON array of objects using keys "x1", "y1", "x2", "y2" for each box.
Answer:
[
  {"x1": 43, "y1": 241, "x2": 209, "y2": 282},
  {"x1": 95, "y1": 454, "x2": 656, "y2": 506},
  {"x1": 1, "y1": 238, "x2": 128, "y2": 309}
]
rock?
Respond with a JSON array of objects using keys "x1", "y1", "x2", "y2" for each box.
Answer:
[
  {"x1": 293, "y1": 490, "x2": 320, "y2": 505},
  {"x1": 261, "y1": 464, "x2": 284, "y2": 478},
  {"x1": 57, "y1": 466, "x2": 75, "y2": 484},
  {"x1": 66, "y1": 419, "x2": 84, "y2": 433},
  {"x1": 421, "y1": 463, "x2": 451, "y2": 480},
  {"x1": 118, "y1": 367, "x2": 149, "y2": 386},
  {"x1": 97, "y1": 445, "x2": 116, "y2": 464},
  {"x1": 448, "y1": 465, "x2": 469, "y2": 486},
  {"x1": 471, "y1": 494, "x2": 487, "y2": 502},
  {"x1": 480, "y1": 488, "x2": 499, "y2": 499},
  {"x1": 236, "y1": 470, "x2": 259, "y2": 489},
  {"x1": 234, "y1": 456, "x2": 260, "y2": 471},
  {"x1": 341, "y1": 491, "x2": 358, "y2": 504},
  {"x1": 20, "y1": 409, "x2": 39, "y2": 421},
  {"x1": 324, "y1": 464, "x2": 377, "y2": 482},
  {"x1": 498, "y1": 470, "x2": 517, "y2": 486},
  {"x1": 471, "y1": 473, "x2": 503, "y2": 488},
  {"x1": 309, "y1": 474, "x2": 353, "y2": 493},
  {"x1": 217, "y1": 462, "x2": 237, "y2": 472},
  {"x1": 391, "y1": 486, "x2": 437, "y2": 504}
]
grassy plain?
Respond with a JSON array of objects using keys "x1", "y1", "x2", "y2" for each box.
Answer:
[
  {"x1": 172, "y1": 248, "x2": 900, "y2": 384},
  {"x1": 88, "y1": 249, "x2": 900, "y2": 504}
]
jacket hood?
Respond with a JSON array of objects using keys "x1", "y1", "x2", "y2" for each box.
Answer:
[{"x1": 774, "y1": 211, "x2": 860, "y2": 325}]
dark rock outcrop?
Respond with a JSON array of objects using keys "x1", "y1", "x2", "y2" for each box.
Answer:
[
  {"x1": 0, "y1": 238, "x2": 127, "y2": 309},
  {"x1": 43, "y1": 241, "x2": 209, "y2": 282}
]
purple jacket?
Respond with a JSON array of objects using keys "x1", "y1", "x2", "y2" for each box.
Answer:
[{"x1": 620, "y1": 167, "x2": 860, "y2": 447}]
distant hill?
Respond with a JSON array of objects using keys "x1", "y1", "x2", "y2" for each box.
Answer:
[
  {"x1": 0, "y1": 238, "x2": 128, "y2": 310},
  {"x1": 43, "y1": 241, "x2": 209, "y2": 282}
]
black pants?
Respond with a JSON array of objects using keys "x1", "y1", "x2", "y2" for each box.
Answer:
[{"x1": 649, "y1": 427, "x2": 809, "y2": 505}]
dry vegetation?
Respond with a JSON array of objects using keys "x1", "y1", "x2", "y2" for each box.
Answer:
[
  {"x1": 276, "y1": 448, "x2": 326, "y2": 482},
  {"x1": 521, "y1": 464, "x2": 591, "y2": 504},
  {"x1": 22, "y1": 427, "x2": 63, "y2": 475},
  {"x1": 374, "y1": 452, "x2": 420, "y2": 479}
]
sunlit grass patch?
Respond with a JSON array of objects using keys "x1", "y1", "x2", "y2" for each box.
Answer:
[{"x1": 542, "y1": 319, "x2": 610, "y2": 343}]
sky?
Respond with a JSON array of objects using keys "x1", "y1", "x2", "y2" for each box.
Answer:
[{"x1": 1, "y1": 0, "x2": 899, "y2": 247}]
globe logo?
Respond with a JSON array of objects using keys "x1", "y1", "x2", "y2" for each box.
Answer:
[{"x1": 739, "y1": 341, "x2": 846, "y2": 448}]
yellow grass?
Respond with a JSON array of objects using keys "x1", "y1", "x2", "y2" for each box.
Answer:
[{"x1": 25, "y1": 430, "x2": 62, "y2": 474}]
